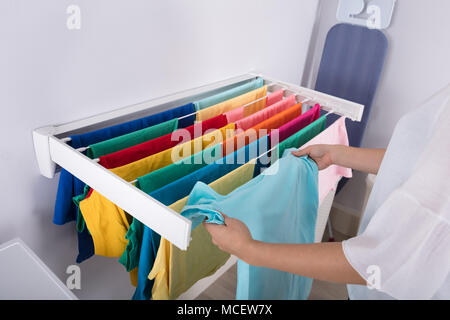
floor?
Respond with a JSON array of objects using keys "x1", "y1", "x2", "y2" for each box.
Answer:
[{"x1": 196, "y1": 228, "x2": 351, "y2": 300}]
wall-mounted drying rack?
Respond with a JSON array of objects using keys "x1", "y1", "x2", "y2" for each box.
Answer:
[{"x1": 32, "y1": 73, "x2": 364, "y2": 251}]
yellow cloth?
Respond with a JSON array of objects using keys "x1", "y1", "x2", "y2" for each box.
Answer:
[
  {"x1": 79, "y1": 123, "x2": 236, "y2": 258},
  {"x1": 79, "y1": 192, "x2": 132, "y2": 257},
  {"x1": 148, "y1": 161, "x2": 256, "y2": 300},
  {"x1": 129, "y1": 268, "x2": 139, "y2": 287},
  {"x1": 196, "y1": 86, "x2": 267, "y2": 122}
]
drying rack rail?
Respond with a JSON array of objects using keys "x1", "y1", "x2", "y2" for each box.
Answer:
[{"x1": 32, "y1": 73, "x2": 364, "y2": 251}]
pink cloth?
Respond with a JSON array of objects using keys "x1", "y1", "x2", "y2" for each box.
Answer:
[
  {"x1": 266, "y1": 89, "x2": 284, "y2": 106},
  {"x1": 301, "y1": 117, "x2": 352, "y2": 204},
  {"x1": 225, "y1": 89, "x2": 285, "y2": 123},
  {"x1": 235, "y1": 95, "x2": 297, "y2": 131},
  {"x1": 278, "y1": 104, "x2": 321, "y2": 142}
]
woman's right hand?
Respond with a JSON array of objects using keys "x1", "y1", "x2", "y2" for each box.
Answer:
[{"x1": 291, "y1": 145, "x2": 336, "y2": 170}]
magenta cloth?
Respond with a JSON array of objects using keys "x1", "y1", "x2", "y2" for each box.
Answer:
[
  {"x1": 225, "y1": 89, "x2": 284, "y2": 123},
  {"x1": 300, "y1": 116, "x2": 352, "y2": 204},
  {"x1": 278, "y1": 104, "x2": 321, "y2": 142},
  {"x1": 235, "y1": 95, "x2": 296, "y2": 131}
]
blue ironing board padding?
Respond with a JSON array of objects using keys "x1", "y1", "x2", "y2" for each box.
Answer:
[{"x1": 314, "y1": 23, "x2": 388, "y2": 192}]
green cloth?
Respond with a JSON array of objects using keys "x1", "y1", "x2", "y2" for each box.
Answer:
[
  {"x1": 73, "y1": 185, "x2": 91, "y2": 233},
  {"x1": 86, "y1": 118, "x2": 178, "y2": 159},
  {"x1": 135, "y1": 144, "x2": 222, "y2": 193},
  {"x1": 276, "y1": 116, "x2": 327, "y2": 158},
  {"x1": 193, "y1": 78, "x2": 264, "y2": 111},
  {"x1": 118, "y1": 118, "x2": 327, "y2": 272},
  {"x1": 72, "y1": 118, "x2": 178, "y2": 237},
  {"x1": 118, "y1": 144, "x2": 223, "y2": 271},
  {"x1": 118, "y1": 216, "x2": 144, "y2": 272}
]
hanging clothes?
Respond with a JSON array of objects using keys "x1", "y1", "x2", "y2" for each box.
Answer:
[
  {"x1": 265, "y1": 88, "x2": 284, "y2": 107},
  {"x1": 223, "y1": 102, "x2": 303, "y2": 156},
  {"x1": 194, "y1": 78, "x2": 263, "y2": 111},
  {"x1": 149, "y1": 136, "x2": 269, "y2": 207},
  {"x1": 53, "y1": 102, "x2": 196, "y2": 227},
  {"x1": 135, "y1": 145, "x2": 222, "y2": 194},
  {"x1": 275, "y1": 116, "x2": 327, "y2": 160},
  {"x1": 118, "y1": 143, "x2": 224, "y2": 274},
  {"x1": 98, "y1": 88, "x2": 282, "y2": 170},
  {"x1": 77, "y1": 124, "x2": 235, "y2": 258},
  {"x1": 251, "y1": 102, "x2": 303, "y2": 133},
  {"x1": 72, "y1": 115, "x2": 179, "y2": 262},
  {"x1": 235, "y1": 95, "x2": 297, "y2": 131},
  {"x1": 72, "y1": 185, "x2": 90, "y2": 233},
  {"x1": 129, "y1": 137, "x2": 269, "y2": 300},
  {"x1": 54, "y1": 103, "x2": 196, "y2": 264},
  {"x1": 277, "y1": 104, "x2": 321, "y2": 142},
  {"x1": 110, "y1": 123, "x2": 235, "y2": 182},
  {"x1": 71, "y1": 88, "x2": 282, "y2": 217},
  {"x1": 181, "y1": 152, "x2": 319, "y2": 300},
  {"x1": 79, "y1": 190, "x2": 132, "y2": 257},
  {"x1": 196, "y1": 87, "x2": 267, "y2": 122},
  {"x1": 86, "y1": 118, "x2": 178, "y2": 159},
  {"x1": 75, "y1": 95, "x2": 276, "y2": 263},
  {"x1": 98, "y1": 114, "x2": 228, "y2": 169},
  {"x1": 148, "y1": 161, "x2": 257, "y2": 300},
  {"x1": 224, "y1": 88, "x2": 284, "y2": 123},
  {"x1": 145, "y1": 114, "x2": 329, "y2": 300}
]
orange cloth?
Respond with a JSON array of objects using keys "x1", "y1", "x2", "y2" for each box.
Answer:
[
  {"x1": 223, "y1": 102, "x2": 302, "y2": 155},
  {"x1": 251, "y1": 102, "x2": 303, "y2": 132}
]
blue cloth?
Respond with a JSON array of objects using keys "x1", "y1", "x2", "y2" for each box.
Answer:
[
  {"x1": 193, "y1": 78, "x2": 264, "y2": 111},
  {"x1": 315, "y1": 23, "x2": 387, "y2": 192},
  {"x1": 76, "y1": 227, "x2": 95, "y2": 263},
  {"x1": 54, "y1": 103, "x2": 195, "y2": 263},
  {"x1": 181, "y1": 150, "x2": 319, "y2": 300},
  {"x1": 132, "y1": 226, "x2": 160, "y2": 300},
  {"x1": 132, "y1": 136, "x2": 269, "y2": 300}
]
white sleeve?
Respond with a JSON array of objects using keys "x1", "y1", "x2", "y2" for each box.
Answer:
[{"x1": 342, "y1": 99, "x2": 450, "y2": 300}]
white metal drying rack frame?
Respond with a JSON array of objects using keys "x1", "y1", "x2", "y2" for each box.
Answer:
[{"x1": 32, "y1": 72, "x2": 364, "y2": 251}]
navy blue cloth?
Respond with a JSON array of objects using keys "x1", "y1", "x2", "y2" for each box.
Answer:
[
  {"x1": 132, "y1": 136, "x2": 269, "y2": 300},
  {"x1": 76, "y1": 227, "x2": 95, "y2": 263},
  {"x1": 69, "y1": 104, "x2": 195, "y2": 150},
  {"x1": 315, "y1": 23, "x2": 387, "y2": 192},
  {"x1": 53, "y1": 103, "x2": 195, "y2": 263}
]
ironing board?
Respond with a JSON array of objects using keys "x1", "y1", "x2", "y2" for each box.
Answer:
[{"x1": 315, "y1": 23, "x2": 388, "y2": 193}]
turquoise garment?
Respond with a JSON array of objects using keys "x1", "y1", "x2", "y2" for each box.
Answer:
[
  {"x1": 193, "y1": 78, "x2": 264, "y2": 111},
  {"x1": 131, "y1": 136, "x2": 269, "y2": 300},
  {"x1": 181, "y1": 150, "x2": 319, "y2": 300}
]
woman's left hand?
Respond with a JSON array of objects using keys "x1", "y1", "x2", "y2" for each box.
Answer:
[{"x1": 203, "y1": 213, "x2": 254, "y2": 258}]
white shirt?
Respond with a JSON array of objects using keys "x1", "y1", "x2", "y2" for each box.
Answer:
[{"x1": 343, "y1": 84, "x2": 450, "y2": 300}]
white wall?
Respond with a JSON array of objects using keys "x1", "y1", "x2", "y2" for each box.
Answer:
[
  {"x1": 0, "y1": 0, "x2": 318, "y2": 299},
  {"x1": 305, "y1": 0, "x2": 450, "y2": 213}
]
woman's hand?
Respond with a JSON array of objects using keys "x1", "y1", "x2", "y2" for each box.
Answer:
[
  {"x1": 291, "y1": 144, "x2": 336, "y2": 170},
  {"x1": 203, "y1": 213, "x2": 254, "y2": 259},
  {"x1": 293, "y1": 145, "x2": 386, "y2": 175}
]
